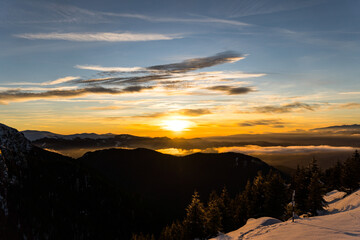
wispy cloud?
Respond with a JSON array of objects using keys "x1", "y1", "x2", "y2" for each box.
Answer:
[
  {"x1": 43, "y1": 4, "x2": 250, "y2": 27},
  {"x1": 207, "y1": 85, "x2": 255, "y2": 95},
  {"x1": 339, "y1": 92, "x2": 360, "y2": 95},
  {"x1": 147, "y1": 51, "x2": 244, "y2": 73},
  {"x1": 74, "y1": 51, "x2": 254, "y2": 87},
  {"x1": 102, "y1": 12, "x2": 250, "y2": 27},
  {"x1": 132, "y1": 108, "x2": 213, "y2": 119},
  {"x1": 0, "y1": 86, "x2": 151, "y2": 104},
  {"x1": 251, "y1": 102, "x2": 319, "y2": 113},
  {"x1": 0, "y1": 51, "x2": 265, "y2": 103},
  {"x1": 178, "y1": 108, "x2": 212, "y2": 116},
  {"x1": 338, "y1": 102, "x2": 360, "y2": 109},
  {"x1": 41, "y1": 76, "x2": 80, "y2": 85},
  {"x1": 2, "y1": 76, "x2": 80, "y2": 86},
  {"x1": 227, "y1": 0, "x2": 326, "y2": 18},
  {"x1": 239, "y1": 119, "x2": 284, "y2": 127},
  {"x1": 311, "y1": 124, "x2": 360, "y2": 134},
  {"x1": 86, "y1": 105, "x2": 124, "y2": 111},
  {"x1": 15, "y1": 32, "x2": 181, "y2": 42},
  {"x1": 75, "y1": 65, "x2": 144, "y2": 72}
]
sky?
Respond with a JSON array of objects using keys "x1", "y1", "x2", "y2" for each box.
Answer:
[{"x1": 1, "y1": 0, "x2": 360, "y2": 138}]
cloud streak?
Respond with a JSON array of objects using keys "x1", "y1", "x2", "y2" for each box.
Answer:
[
  {"x1": 15, "y1": 32, "x2": 180, "y2": 42},
  {"x1": 147, "y1": 51, "x2": 244, "y2": 73},
  {"x1": 0, "y1": 86, "x2": 151, "y2": 104},
  {"x1": 178, "y1": 108, "x2": 212, "y2": 116},
  {"x1": 132, "y1": 108, "x2": 213, "y2": 119},
  {"x1": 207, "y1": 85, "x2": 255, "y2": 95},
  {"x1": 311, "y1": 124, "x2": 360, "y2": 134},
  {"x1": 74, "y1": 51, "x2": 254, "y2": 88},
  {"x1": 75, "y1": 65, "x2": 144, "y2": 72},
  {"x1": 36, "y1": 4, "x2": 251, "y2": 26},
  {"x1": 239, "y1": 119, "x2": 284, "y2": 127},
  {"x1": 99, "y1": 11, "x2": 250, "y2": 27},
  {"x1": 86, "y1": 106, "x2": 124, "y2": 111},
  {"x1": 2, "y1": 76, "x2": 80, "y2": 86},
  {"x1": 0, "y1": 51, "x2": 264, "y2": 103},
  {"x1": 252, "y1": 102, "x2": 318, "y2": 113}
]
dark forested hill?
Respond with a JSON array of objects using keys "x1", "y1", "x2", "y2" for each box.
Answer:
[{"x1": 78, "y1": 148, "x2": 277, "y2": 232}]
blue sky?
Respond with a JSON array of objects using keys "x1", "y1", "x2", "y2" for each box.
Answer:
[{"x1": 0, "y1": 0, "x2": 359, "y2": 136}]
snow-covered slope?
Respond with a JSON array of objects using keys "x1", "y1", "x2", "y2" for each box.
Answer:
[{"x1": 213, "y1": 189, "x2": 360, "y2": 240}]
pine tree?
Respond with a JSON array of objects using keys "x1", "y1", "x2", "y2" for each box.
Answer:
[
  {"x1": 292, "y1": 165, "x2": 309, "y2": 214},
  {"x1": 204, "y1": 191, "x2": 223, "y2": 237},
  {"x1": 251, "y1": 172, "x2": 266, "y2": 217},
  {"x1": 183, "y1": 190, "x2": 206, "y2": 240},
  {"x1": 324, "y1": 161, "x2": 343, "y2": 191},
  {"x1": 159, "y1": 221, "x2": 184, "y2": 240},
  {"x1": 342, "y1": 151, "x2": 360, "y2": 192},
  {"x1": 263, "y1": 171, "x2": 288, "y2": 219},
  {"x1": 131, "y1": 233, "x2": 155, "y2": 240},
  {"x1": 218, "y1": 186, "x2": 234, "y2": 232},
  {"x1": 232, "y1": 193, "x2": 247, "y2": 228},
  {"x1": 307, "y1": 158, "x2": 326, "y2": 216}
]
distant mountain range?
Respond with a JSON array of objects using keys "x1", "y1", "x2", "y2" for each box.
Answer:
[
  {"x1": 21, "y1": 129, "x2": 360, "y2": 171},
  {"x1": 1, "y1": 123, "x2": 277, "y2": 238},
  {"x1": 22, "y1": 130, "x2": 116, "y2": 141}
]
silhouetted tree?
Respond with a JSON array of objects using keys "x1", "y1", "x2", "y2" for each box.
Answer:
[
  {"x1": 183, "y1": 191, "x2": 206, "y2": 240},
  {"x1": 204, "y1": 191, "x2": 223, "y2": 237},
  {"x1": 218, "y1": 186, "x2": 234, "y2": 232},
  {"x1": 324, "y1": 161, "x2": 343, "y2": 191},
  {"x1": 292, "y1": 165, "x2": 310, "y2": 214},
  {"x1": 342, "y1": 150, "x2": 360, "y2": 192},
  {"x1": 159, "y1": 221, "x2": 184, "y2": 240},
  {"x1": 263, "y1": 170, "x2": 288, "y2": 219},
  {"x1": 131, "y1": 232, "x2": 155, "y2": 240}
]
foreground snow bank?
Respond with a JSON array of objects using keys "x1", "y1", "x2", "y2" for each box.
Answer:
[
  {"x1": 212, "y1": 189, "x2": 360, "y2": 240},
  {"x1": 324, "y1": 190, "x2": 347, "y2": 204},
  {"x1": 326, "y1": 190, "x2": 360, "y2": 213},
  {"x1": 214, "y1": 217, "x2": 281, "y2": 240}
]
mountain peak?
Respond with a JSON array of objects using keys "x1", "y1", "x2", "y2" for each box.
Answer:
[{"x1": 0, "y1": 123, "x2": 32, "y2": 154}]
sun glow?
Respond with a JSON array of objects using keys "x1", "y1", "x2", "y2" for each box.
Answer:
[{"x1": 161, "y1": 119, "x2": 192, "y2": 132}]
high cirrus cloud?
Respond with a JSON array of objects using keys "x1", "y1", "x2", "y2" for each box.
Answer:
[{"x1": 14, "y1": 32, "x2": 180, "y2": 42}]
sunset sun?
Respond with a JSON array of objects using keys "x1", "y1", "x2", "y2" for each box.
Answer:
[{"x1": 162, "y1": 119, "x2": 192, "y2": 132}]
